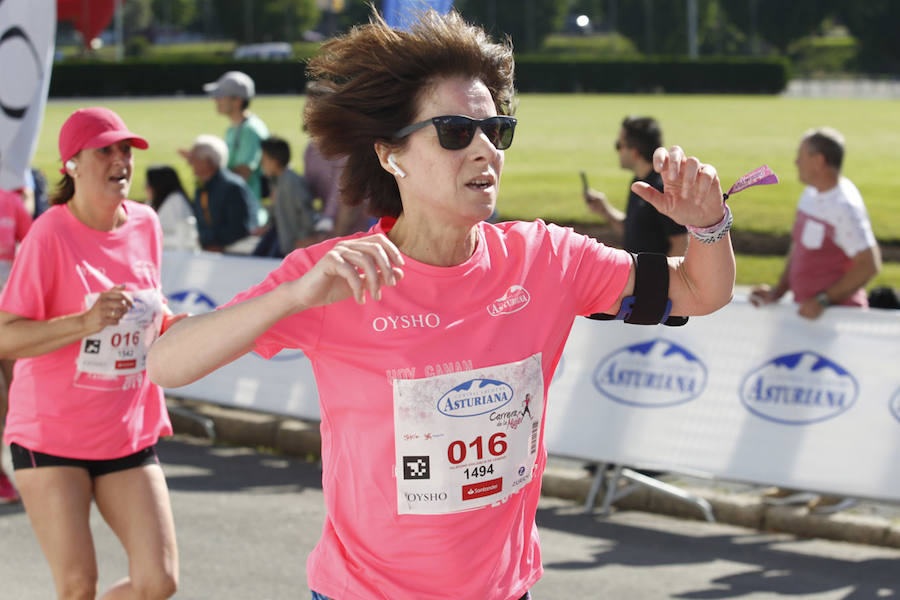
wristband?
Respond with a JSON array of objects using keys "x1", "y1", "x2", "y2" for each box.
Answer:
[
  {"x1": 815, "y1": 292, "x2": 831, "y2": 308},
  {"x1": 686, "y1": 204, "x2": 733, "y2": 244},
  {"x1": 161, "y1": 313, "x2": 189, "y2": 335}
]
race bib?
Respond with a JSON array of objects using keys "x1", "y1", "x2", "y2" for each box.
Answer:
[
  {"x1": 394, "y1": 354, "x2": 544, "y2": 515},
  {"x1": 75, "y1": 288, "x2": 164, "y2": 376}
]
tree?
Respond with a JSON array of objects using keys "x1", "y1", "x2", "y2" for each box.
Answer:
[
  {"x1": 613, "y1": 0, "x2": 696, "y2": 55},
  {"x1": 122, "y1": 0, "x2": 153, "y2": 36},
  {"x1": 836, "y1": 1, "x2": 900, "y2": 73},
  {"x1": 211, "y1": 0, "x2": 320, "y2": 43},
  {"x1": 454, "y1": 0, "x2": 567, "y2": 53},
  {"x1": 718, "y1": 0, "x2": 833, "y2": 54},
  {"x1": 150, "y1": 0, "x2": 197, "y2": 28}
]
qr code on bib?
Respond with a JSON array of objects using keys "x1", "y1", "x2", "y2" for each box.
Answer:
[{"x1": 402, "y1": 456, "x2": 430, "y2": 480}]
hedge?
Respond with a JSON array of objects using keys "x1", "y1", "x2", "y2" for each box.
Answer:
[
  {"x1": 514, "y1": 55, "x2": 790, "y2": 94},
  {"x1": 49, "y1": 60, "x2": 310, "y2": 97},
  {"x1": 48, "y1": 56, "x2": 789, "y2": 97}
]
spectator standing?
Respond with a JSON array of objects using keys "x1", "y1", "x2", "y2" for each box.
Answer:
[
  {"x1": 184, "y1": 135, "x2": 253, "y2": 253},
  {"x1": 0, "y1": 107, "x2": 178, "y2": 599},
  {"x1": 0, "y1": 187, "x2": 32, "y2": 504},
  {"x1": 585, "y1": 116, "x2": 688, "y2": 256},
  {"x1": 259, "y1": 136, "x2": 317, "y2": 256},
  {"x1": 581, "y1": 116, "x2": 688, "y2": 484},
  {"x1": 304, "y1": 138, "x2": 370, "y2": 238},
  {"x1": 148, "y1": 10, "x2": 735, "y2": 599},
  {"x1": 751, "y1": 127, "x2": 881, "y2": 319},
  {"x1": 751, "y1": 127, "x2": 881, "y2": 513},
  {"x1": 203, "y1": 71, "x2": 270, "y2": 229},
  {"x1": 146, "y1": 165, "x2": 199, "y2": 251}
]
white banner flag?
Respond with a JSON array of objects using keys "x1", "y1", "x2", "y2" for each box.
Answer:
[{"x1": 0, "y1": 0, "x2": 55, "y2": 191}]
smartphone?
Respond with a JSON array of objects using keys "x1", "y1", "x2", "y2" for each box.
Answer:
[{"x1": 580, "y1": 171, "x2": 589, "y2": 194}]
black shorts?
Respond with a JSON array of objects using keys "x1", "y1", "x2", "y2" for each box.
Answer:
[{"x1": 10, "y1": 443, "x2": 159, "y2": 478}]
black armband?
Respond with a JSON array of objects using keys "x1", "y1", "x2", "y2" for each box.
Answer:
[{"x1": 587, "y1": 253, "x2": 688, "y2": 327}]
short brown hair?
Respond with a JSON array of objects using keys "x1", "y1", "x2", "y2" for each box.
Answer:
[
  {"x1": 303, "y1": 9, "x2": 516, "y2": 219},
  {"x1": 261, "y1": 136, "x2": 291, "y2": 167},
  {"x1": 621, "y1": 116, "x2": 663, "y2": 163},
  {"x1": 802, "y1": 127, "x2": 844, "y2": 170}
]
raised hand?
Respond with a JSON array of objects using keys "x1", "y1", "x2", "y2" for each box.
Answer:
[
  {"x1": 286, "y1": 234, "x2": 405, "y2": 309},
  {"x1": 84, "y1": 285, "x2": 134, "y2": 332},
  {"x1": 631, "y1": 146, "x2": 726, "y2": 229}
]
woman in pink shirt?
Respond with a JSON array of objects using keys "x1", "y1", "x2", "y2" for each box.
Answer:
[
  {"x1": 148, "y1": 10, "x2": 735, "y2": 600},
  {"x1": 0, "y1": 108, "x2": 178, "y2": 599},
  {"x1": 0, "y1": 187, "x2": 32, "y2": 504}
]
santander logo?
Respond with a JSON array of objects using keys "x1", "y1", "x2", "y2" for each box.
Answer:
[{"x1": 487, "y1": 285, "x2": 530, "y2": 316}]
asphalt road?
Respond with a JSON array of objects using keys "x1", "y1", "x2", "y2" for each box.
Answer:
[{"x1": 2, "y1": 436, "x2": 898, "y2": 599}]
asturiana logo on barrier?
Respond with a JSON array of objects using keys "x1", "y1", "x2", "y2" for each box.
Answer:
[
  {"x1": 739, "y1": 351, "x2": 858, "y2": 425},
  {"x1": 890, "y1": 388, "x2": 900, "y2": 424},
  {"x1": 166, "y1": 289, "x2": 218, "y2": 315},
  {"x1": 592, "y1": 339, "x2": 707, "y2": 408},
  {"x1": 165, "y1": 288, "x2": 305, "y2": 362},
  {"x1": 438, "y1": 378, "x2": 513, "y2": 417}
]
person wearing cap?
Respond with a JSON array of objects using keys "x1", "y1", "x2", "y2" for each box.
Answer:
[
  {"x1": 0, "y1": 107, "x2": 179, "y2": 599},
  {"x1": 203, "y1": 70, "x2": 270, "y2": 230}
]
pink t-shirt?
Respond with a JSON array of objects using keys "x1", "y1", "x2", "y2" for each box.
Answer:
[
  {"x1": 0, "y1": 189, "x2": 33, "y2": 283},
  {"x1": 0, "y1": 201, "x2": 172, "y2": 459},
  {"x1": 789, "y1": 177, "x2": 876, "y2": 305},
  {"x1": 227, "y1": 218, "x2": 632, "y2": 600}
]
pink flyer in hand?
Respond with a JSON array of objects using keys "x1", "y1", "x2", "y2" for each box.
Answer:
[{"x1": 724, "y1": 165, "x2": 779, "y2": 199}]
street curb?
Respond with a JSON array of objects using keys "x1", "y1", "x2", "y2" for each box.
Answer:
[{"x1": 166, "y1": 397, "x2": 900, "y2": 549}]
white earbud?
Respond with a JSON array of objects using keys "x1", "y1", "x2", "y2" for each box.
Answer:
[
  {"x1": 65, "y1": 159, "x2": 76, "y2": 172},
  {"x1": 387, "y1": 154, "x2": 407, "y2": 179}
]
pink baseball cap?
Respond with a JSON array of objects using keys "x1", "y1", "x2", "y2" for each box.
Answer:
[{"x1": 58, "y1": 107, "x2": 149, "y2": 170}]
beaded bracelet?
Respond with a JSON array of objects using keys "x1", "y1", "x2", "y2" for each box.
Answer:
[{"x1": 686, "y1": 204, "x2": 733, "y2": 244}]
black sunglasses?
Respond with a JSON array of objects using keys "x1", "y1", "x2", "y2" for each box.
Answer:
[{"x1": 393, "y1": 115, "x2": 517, "y2": 150}]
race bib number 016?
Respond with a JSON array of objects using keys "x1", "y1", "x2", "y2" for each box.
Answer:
[
  {"x1": 75, "y1": 288, "x2": 164, "y2": 376},
  {"x1": 393, "y1": 353, "x2": 544, "y2": 515}
]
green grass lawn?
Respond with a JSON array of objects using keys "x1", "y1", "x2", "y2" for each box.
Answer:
[{"x1": 33, "y1": 93, "x2": 900, "y2": 288}]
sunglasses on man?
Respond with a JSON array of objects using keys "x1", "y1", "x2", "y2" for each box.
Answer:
[{"x1": 393, "y1": 115, "x2": 517, "y2": 151}]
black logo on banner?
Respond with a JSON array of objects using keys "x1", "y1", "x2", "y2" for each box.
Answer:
[
  {"x1": 0, "y1": 25, "x2": 44, "y2": 119},
  {"x1": 84, "y1": 339, "x2": 101, "y2": 354},
  {"x1": 403, "y1": 456, "x2": 430, "y2": 480}
]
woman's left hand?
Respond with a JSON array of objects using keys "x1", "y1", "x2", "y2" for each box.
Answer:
[{"x1": 631, "y1": 146, "x2": 726, "y2": 229}]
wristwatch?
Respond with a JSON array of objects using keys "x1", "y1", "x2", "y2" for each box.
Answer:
[{"x1": 815, "y1": 292, "x2": 832, "y2": 307}]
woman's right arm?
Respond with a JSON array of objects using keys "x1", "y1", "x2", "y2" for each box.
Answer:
[
  {"x1": 0, "y1": 285, "x2": 134, "y2": 359},
  {"x1": 147, "y1": 234, "x2": 405, "y2": 388}
]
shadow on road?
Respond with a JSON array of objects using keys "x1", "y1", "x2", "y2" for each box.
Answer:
[
  {"x1": 536, "y1": 504, "x2": 897, "y2": 599},
  {"x1": 157, "y1": 435, "x2": 323, "y2": 494}
]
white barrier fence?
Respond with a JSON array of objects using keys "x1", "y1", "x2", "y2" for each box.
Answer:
[{"x1": 162, "y1": 250, "x2": 900, "y2": 502}]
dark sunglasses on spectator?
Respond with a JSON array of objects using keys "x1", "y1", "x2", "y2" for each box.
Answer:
[{"x1": 393, "y1": 115, "x2": 517, "y2": 150}]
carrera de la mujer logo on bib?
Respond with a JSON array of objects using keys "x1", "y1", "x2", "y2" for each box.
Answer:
[
  {"x1": 121, "y1": 295, "x2": 152, "y2": 322},
  {"x1": 739, "y1": 351, "x2": 858, "y2": 425},
  {"x1": 437, "y1": 378, "x2": 514, "y2": 417},
  {"x1": 592, "y1": 339, "x2": 707, "y2": 407}
]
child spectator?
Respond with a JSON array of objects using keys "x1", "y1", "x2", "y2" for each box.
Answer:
[{"x1": 258, "y1": 136, "x2": 317, "y2": 257}]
